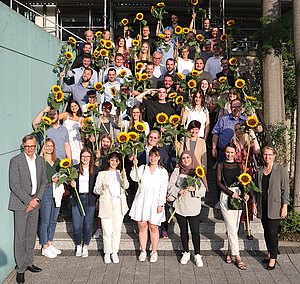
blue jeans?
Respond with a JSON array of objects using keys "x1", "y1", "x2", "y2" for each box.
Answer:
[
  {"x1": 39, "y1": 184, "x2": 60, "y2": 245},
  {"x1": 71, "y1": 194, "x2": 95, "y2": 246}
]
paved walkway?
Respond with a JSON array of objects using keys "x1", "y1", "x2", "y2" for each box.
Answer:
[{"x1": 4, "y1": 246, "x2": 300, "y2": 284}]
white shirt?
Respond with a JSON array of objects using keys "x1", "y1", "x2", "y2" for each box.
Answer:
[
  {"x1": 177, "y1": 58, "x2": 194, "y2": 77},
  {"x1": 103, "y1": 66, "x2": 132, "y2": 85},
  {"x1": 204, "y1": 56, "x2": 222, "y2": 79},
  {"x1": 79, "y1": 168, "x2": 89, "y2": 193},
  {"x1": 25, "y1": 153, "x2": 37, "y2": 195},
  {"x1": 108, "y1": 171, "x2": 122, "y2": 197},
  {"x1": 153, "y1": 65, "x2": 167, "y2": 79}
]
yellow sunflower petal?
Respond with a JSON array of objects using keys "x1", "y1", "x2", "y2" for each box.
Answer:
[
  {"x1": 195, "y1": 165, "x2": 205, "y2": 178},
  {"x1": 156, "y1": 112, "x2": 168, "y2": 124},
  {"x1": 134, "y1": 122, "x2": 146, "y2": 132},
  {"x1": 60, "y1": 158, "x2": 72, "y2": 168},
  {"x1": 117, "y1": 132, "x2": 129, "y2": 143}
]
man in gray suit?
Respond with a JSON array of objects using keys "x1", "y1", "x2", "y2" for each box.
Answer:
[{"x1": 9, "y1": 134, "x2": 47, "y2": 283}]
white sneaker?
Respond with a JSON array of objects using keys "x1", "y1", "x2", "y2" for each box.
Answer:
[
  {"x1": 138, "y1": 251, "x2": 147, "y2": 262},
  {"x1": 104, "y1": 253, "x2": 111, "y2": 264},
  {"x1": 42, "y1": 247, "x2": 57, "y2": 259},
  {"x1": 75, "y1": 245, "x2": 82, "y2": 257},
  {"x1": 82, "y1": 245, "x2": 88, "y2": 258},
  {"x1": 111, "y1": 253, "x2": 119, "y2": 264},
  {"x1": 93, "y1": 229, "x2": 102, "y2": 239},
  {"x1": 180, "y1": 252, "x2": 190, "y2": 265},
  {"x1": 149, "y1": 251, "x2": 158, "y2": 263},
  {"x1": 194, "y1": 254, "x2": 203, "y2": 267},
  {"x1": 49, "y1": 245, "x2": 62, "y2": 255}
]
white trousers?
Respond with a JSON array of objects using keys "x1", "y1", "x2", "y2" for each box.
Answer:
[
  {"x1": 101, "y1": 198, "x2": 124, "y2": 254},
  {"x1": 220, "y1": 192, "x2": 242, "y2": 256}
]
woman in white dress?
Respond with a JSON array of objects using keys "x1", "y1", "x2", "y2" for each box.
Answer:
[
  {"x1": 59, "y1": 99, "x2": 83, "y2": 165},
  {"x1": 129, "y1": 147, "x2": 169, "y2": 263},
  {"x1": 182, "y1": 92, "x2": 210, "y2": 140}
]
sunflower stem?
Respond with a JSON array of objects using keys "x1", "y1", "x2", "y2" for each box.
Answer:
[
  {"x1": 43, "y1": 125, "x2": 46, "y2": 160},
  {"x1": 74, "y1": 186, "x2": 86, "y2": 216},
  {"x1": 244, "y1": 197, "x2": 251, "y2": 237},
  {"x1": 244, "y1": 134, "x2": 251, "y2": 173}
]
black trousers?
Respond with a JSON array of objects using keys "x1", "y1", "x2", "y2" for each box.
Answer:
[
  {"x1": 261, "y1": 218, "x2": 281, "y2": 259},
  {"x1": 175, "y1": 213, "x2": 201, "y2": 255}
]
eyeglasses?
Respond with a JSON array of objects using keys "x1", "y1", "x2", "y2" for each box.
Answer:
[
  {"x1": 23, "y1": 145, "x2": 36, "y2": 149},
  {"x1": 149, "y1": 136, "x2": 158, "y2": 139}
]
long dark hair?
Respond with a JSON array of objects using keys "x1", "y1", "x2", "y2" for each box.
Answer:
[
  {"x1": 191, "y1": 92, "x2": 205, "y2": 108},
  {"x1": 148, "y1": 146, "x2": 164, "y2": 168},
  {"x1": 66, "y1": 99, "x2": 82, "y2": 117},
  {"x1": 105, "y1": 152, "x2": 122, "y2": 170},
  {"x1": 79, "y1": 148, "x2": 94, "y2": 175}
]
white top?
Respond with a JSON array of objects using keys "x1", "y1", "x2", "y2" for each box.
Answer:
[
  {"x1": 204, "y1": 56, "x2": 222, "y2": 79},
  {"x1": 153, "y1": 65, "x2": 167, "y2": 78},
  {"x1": 25, "y1": 153, "x2": 37, "y2": 195},
  {"x1": 108, "y1": 171, "x2": 122, "y2": 197},
  {"x1": 79, "y1": 168, "x2": 89, "y2": 193},
  {"x1": 129, "y1": 165, "x2": 168, "y2": 225},
  {"x1": 185, "y1": 106, "x2": 209, "y2": 138},
  {"x1": 177, "y1": 57, "x2": 194, "y2": 77}
]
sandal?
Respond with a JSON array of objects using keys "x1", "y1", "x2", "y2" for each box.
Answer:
[
  {"x1": 226, "y1": 254, "x2": 232, "y2": 264},
  {"x1": 235, "y1": 258, "x2": 247, "y2": 270}
]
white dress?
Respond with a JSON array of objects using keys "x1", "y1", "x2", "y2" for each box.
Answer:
[
  {"x1": 129, "y1": 165, "x2": 169, "y2": 225},
  {"x1": 185, "y1": 107, "x2": 209, "y2": 138},
  {"x1": 63, "y1": 116, "x2": 82, "y2": 165}
]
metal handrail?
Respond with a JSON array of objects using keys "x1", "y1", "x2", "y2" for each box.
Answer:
[{"x1": 9, "y1": 0, "x2": 85, "y2": 42}]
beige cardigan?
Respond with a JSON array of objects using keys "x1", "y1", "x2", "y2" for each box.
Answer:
[{"x1": 93, "y1": 170, "x2": 129, "y2": 218}]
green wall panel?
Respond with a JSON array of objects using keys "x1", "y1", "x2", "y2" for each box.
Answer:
[{"x1": 0, "y1": 2, "x2": 62, "y2": 281}]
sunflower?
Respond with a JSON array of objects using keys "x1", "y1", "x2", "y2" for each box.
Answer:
[
  {"x1": 93, "y1": 50, "x2": 100, "y2": 58},
  {"x1": 132, "y1": 39, "x2": 140, "y2": 47},
  {"x1": 121, "y1": 18, "x2": 129, "y2": 26},
  {"x1": 86, "y1": 103, "x2": 96, "y2": 111},
  {"x1": 187, "y1": 79, "x2": 197, "y2": 89},
  {"x1": 100, "y1": 49, "x2": 109, "y2": 57},
  {"x1": 235, "y1": 78, "x2": 246, "y2": 89},
  {"x1": 195, "y1": 165, "x2": 205, "y2": 178},
  {"x1": 95, "y1": 31, "x2": 102, "y2": 37},
  {"x1": 51, "y1": 85, "x2": 61, "y2": 94},
  {"x1": 158, "y1": 33, "x2": 165, "y2": 39},
  {"x1": 176, "y1": 72, "x2": 184, "y2": 80},
  {"x1": 157, "y1": 2, "x2": 165, "y2": 8},
  {"x1": 41, "y1": 116, "x2": 52, "y2": 126},
  {"x1": 191, "y1": 0, "x2": 199, "y2": 5},
  {"x1": 183, "y1": 27, "x2": 190, "y2": 34},
  {"x1": 118, "y1": 70, "x2": 127, "y2": 78},
  {"x1": 245, "y1": 95, "x2": 257, "y2": 101},
  {"x1": 54, "y1": 91, "x2": 64, "y2": 102},
  {"x1": 191, "y1": 69, "x2": 200, "y2": 77},
  {"x1": 117, "y1": 132, "x2": 130, "y2": 143},
  {"x1": 174, "y1": 26, "x2": 183, "y2": 35},
  {"x1": 134, "y1": 122, "x2": 146, "y2": 132},
  {"x1": 68, "y1": 36, "x2": 77, "y2": 45},
  {"x1": 141, "y1": 73, "x2": 148, "y2": 81},
  {"x1": 175, "y1": 95, "x2": 184, "y2": 105},
  {"x1": 220, "y1": 34, "x2": 228, "y2": 41},
  {"x1": 229, "y1": 57, "x2": 238, "y2": 66},
  {"x1": 196, "y1": 34, "x2": 204, "y2": 42},
  {"x1": 227, "y1": 19, "x2": 235, "y2": 27},
  {"x1": 110, "y1": 87, "x2": 118, "y2": 97},
  {"x1": 168, "y1": 92, "x2": 177, "y2": 99},
  {"x1": 65, "y1": 52, "x2": 74, "y2": 60},
  {"x1": 136, "y1": 34, "x2": 141, "y2": 41},
  {"x1": 94, "y1": 82, "x2": 103, "y2": 91},
  {"x1": 156, "y1": 112, "x2": 168, "y2": 124},
  {"x1": 246, "y1": 116, "x2": 259, "y2": 128},
  {"x1": 238, "y1": 172, "x2": 252, "y2": 186},
  {"x1": 83, "y1": 117, "x2": 92, "y2": 125},
  {"x1": 151, "y1": 6, "x2": 154, "y2": 14},
  {"x1": 136, "y1": 13, "x2": 144, "y2": 21},
  {"x1": 60, "y1": 158, "x2": 72, "y2": 168},
  {"x1": 100, "y1": 39, "x2": 106, "y2": 46},
  {"x1": 135, "y1": 72, "x2": 142, "y2": 81},
  {"x1": 128, "y1": 131, "x2": 139, "y2": 141},
  {"x1": 169, "y1": 114, "x2": 181, "y2": 125},
  {"x1": 218, "y1": 76, "x2": 227, "y2": 83},
  {"x1": 136, "y1": 62, "x2": 144, "y2": 70},
  {"x1": 105, "y1": 40, "x2": 113, "y2": 49}
]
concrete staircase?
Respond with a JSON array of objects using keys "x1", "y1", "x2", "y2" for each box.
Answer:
[{"x1": 35, "y1": 203, "x2": 266, "y2": 252}]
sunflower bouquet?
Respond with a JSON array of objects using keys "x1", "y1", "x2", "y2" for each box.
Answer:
[
  {"x1": 81, "y1": 117, "x2": 102, "y2": 152},
  {"x1": 33, "y1": 115, "x2": 53, "y2": 156},
  {"x1": 151, "y1": 2, "x2": 168, "y2": 35},
  {"x1": 168, "y1": 165, "x2": 206, "y2": 223},
  {"x1": 185, "y1": 33, "x2": 205, "y2": 59},
  {"x1": 189, "y1": 0, "x2": 206, "y2": 33},
  {"x1": 93, "y1": 35, "x2": 114, "y2": 72},
  {"x1": 47, "y1": 85, "x2": 66, "y2": 111},
  {"x1": 53, "y1": 37, "x2": 77, "y2": 78}
]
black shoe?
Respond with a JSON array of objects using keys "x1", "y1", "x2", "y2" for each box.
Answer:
[
  {"x1": 26, "y1": 264, "x2": 42, "y2": 273},
  {"x1": 266, "y1": 261, "x2": 277, "y2": 270},
  {"x1": 16, "y1": 272, "x2": 25, "y2": 283},
  {"x1": 57, "y1": 213, "x2": 64, "y2": 222},
  {"x1": 247, "y1": 234, "x2": 254, "y2": 240}
]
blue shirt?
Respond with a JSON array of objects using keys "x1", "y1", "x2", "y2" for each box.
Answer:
[
  {"x1": 212, "y1": 114, "x2": 246, "y2": 149},
  {"x1": 62, "y1": 82, "x2": 90, "y2": 107}
]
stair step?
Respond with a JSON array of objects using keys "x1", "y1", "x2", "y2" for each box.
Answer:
[{"x1": 35, "y1": 232, "x2": 266, "y2": 251}]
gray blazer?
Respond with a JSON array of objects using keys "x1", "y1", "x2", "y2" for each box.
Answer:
[
  {"x1": 8, "y1": 153, "x2": 47, "y2": 211},
  {"x1": 254, "y1": 163, "x2": 290, "y2": 219}
]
